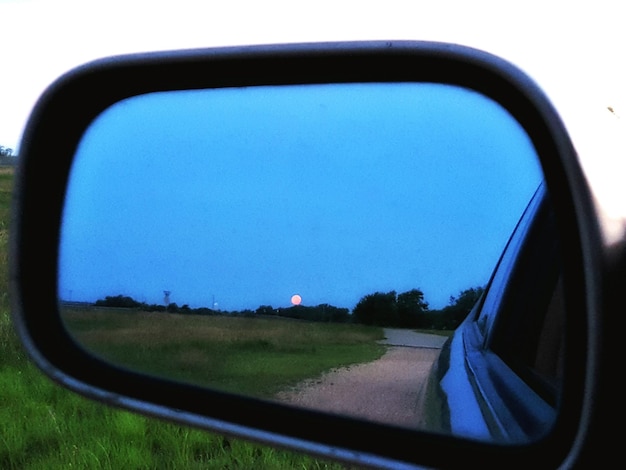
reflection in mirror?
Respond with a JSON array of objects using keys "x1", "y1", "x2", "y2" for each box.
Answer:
[{"x1": 59, "y1": 83, "x2": 548, "y2": 442}]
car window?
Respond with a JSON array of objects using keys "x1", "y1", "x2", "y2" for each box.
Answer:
[
  {"x1": 488, "y1": 194, "x2": 563, "y2": 405},
  {"x1": 533, "y1": 276, "x2": 565, "y2": 391}
]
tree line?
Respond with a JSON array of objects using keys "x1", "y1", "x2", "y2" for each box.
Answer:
[
  {"x1": 0, "y1": 145, "x2": 14, "y2": 157},
  {"x1": 352, "y1": 287, "x2": 484, "y2": 330},
  {"x1": 92, "y1": 295, "x2": 351, "y2": 323},
  {"x1": 91, "y1": 285, "x2": 484, "y2": 330}
]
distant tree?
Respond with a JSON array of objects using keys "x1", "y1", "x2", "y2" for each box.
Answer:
[
  {"x1": 317, "y1": 303, "x2": 350, "y2": 323},
  {"x1": 0, "y1": 146, "x2": 13, "y2": 157},
  {"x1": 397, "y1": 288, "x2": 429, "y2": 327},
  {"x1": 194, "y1": 307, "x2": 215, "y2": 316},
  {"x1": 95, "y1": 294, "x2": 141, "y2": 308},
  {"x1": 448, "y1": 286, "x2": 484, "y2": 313},
  {"x1": 255, "y1": 305, "x2": 275, "y2": 316},
  {"x1": 352, "y1": 291, "x2": 398, "y2": 326},
  {"x1": 427, "y1": 286, "x2": 485, "y2": 330},
  {"x1": 278, "y1": 304, "x2": 350, "y2": 323}
]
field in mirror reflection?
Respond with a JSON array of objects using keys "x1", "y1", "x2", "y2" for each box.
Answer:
[{"x1": 59, "y1": 82, "x2": 544, "y2": 441}]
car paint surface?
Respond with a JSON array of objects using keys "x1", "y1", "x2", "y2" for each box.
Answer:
[{"x1": 420, "y1": 183, "x2": 561, "y2": 443}]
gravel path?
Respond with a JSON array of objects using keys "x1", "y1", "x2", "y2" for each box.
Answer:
[
  {"x1": 274, "y1": 329, "x2": 446, "y2": 428},
  {"x1": 379, "y1": 328, "x2": 449, "y2": 349}
]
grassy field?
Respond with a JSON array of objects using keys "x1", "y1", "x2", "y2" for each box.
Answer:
[
  {"x1": 0, "y1": 168, "x2": 365, "y2": 469},
  {"x1": 63, "y1": 309, "x2": 385, "y2": 398}
]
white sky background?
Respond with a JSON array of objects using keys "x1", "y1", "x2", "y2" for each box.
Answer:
[
  {"x1": 2, "y1": 0, "x2": 624, "y2": 150},
  {"x1": 1, "y1": 0, "x2": 625, "y2": 239}
]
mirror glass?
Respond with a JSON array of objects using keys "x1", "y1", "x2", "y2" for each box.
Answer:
[{"x1": 59, "y1": 83, "x2": 546, "y2": 442}]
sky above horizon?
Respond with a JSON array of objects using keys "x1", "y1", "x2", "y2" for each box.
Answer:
[
  {"x1": 3, "y1": 0, "x2": 626, "y2": 291},
  {"x1": 58, "y1": 83, "x2": 542, "y2": 311}
]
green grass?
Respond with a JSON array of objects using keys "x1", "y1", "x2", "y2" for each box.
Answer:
[
  {"x1": 62, "y1": 310, "x2": 385, "y2": 398},
  {"x1": 0, "y1": 168, "x2": 348, "y2": 469}
]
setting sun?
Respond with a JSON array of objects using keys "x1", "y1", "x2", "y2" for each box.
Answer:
[{"x1": 290, "y1": 294, "x2": 302, "y2": 306}]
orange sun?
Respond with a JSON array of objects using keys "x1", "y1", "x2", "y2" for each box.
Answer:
[{"x1": 290, "y1": 294, "x2": 302, "y2": 305}]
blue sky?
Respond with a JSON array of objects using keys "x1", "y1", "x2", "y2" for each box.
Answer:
[
  {"x1": 58, "y1": 82, "x2": 542, "y2": 311},
  {"x1": 3, "y1": 2, "x2": 624, "y2": 248}
]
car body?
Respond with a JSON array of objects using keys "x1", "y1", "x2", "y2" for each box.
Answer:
[{"x1": 420, "y1": 182, "x2": 564, "y2": 443}]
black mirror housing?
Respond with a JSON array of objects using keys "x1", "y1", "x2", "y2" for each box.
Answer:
[{"x1": 10, "y1": 41, "x2": 602, "y2": 469}]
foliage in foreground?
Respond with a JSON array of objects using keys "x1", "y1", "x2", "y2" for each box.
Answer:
[{"x1": 0, "y1": 169, "x2": 343, "y2": 469}]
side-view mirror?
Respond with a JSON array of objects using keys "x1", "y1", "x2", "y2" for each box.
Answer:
[{"x1": 11, "y1": 42, "x2": 609, "y2": 469}]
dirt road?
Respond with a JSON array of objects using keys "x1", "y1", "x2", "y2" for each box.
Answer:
[{"x1": 274, "y1": 329, "x2": 446, "y2": 428}]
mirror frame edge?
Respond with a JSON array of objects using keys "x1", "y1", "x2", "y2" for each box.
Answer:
[{"x1": 10, "y1": 41, "x2": 597, "y2": 469}]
